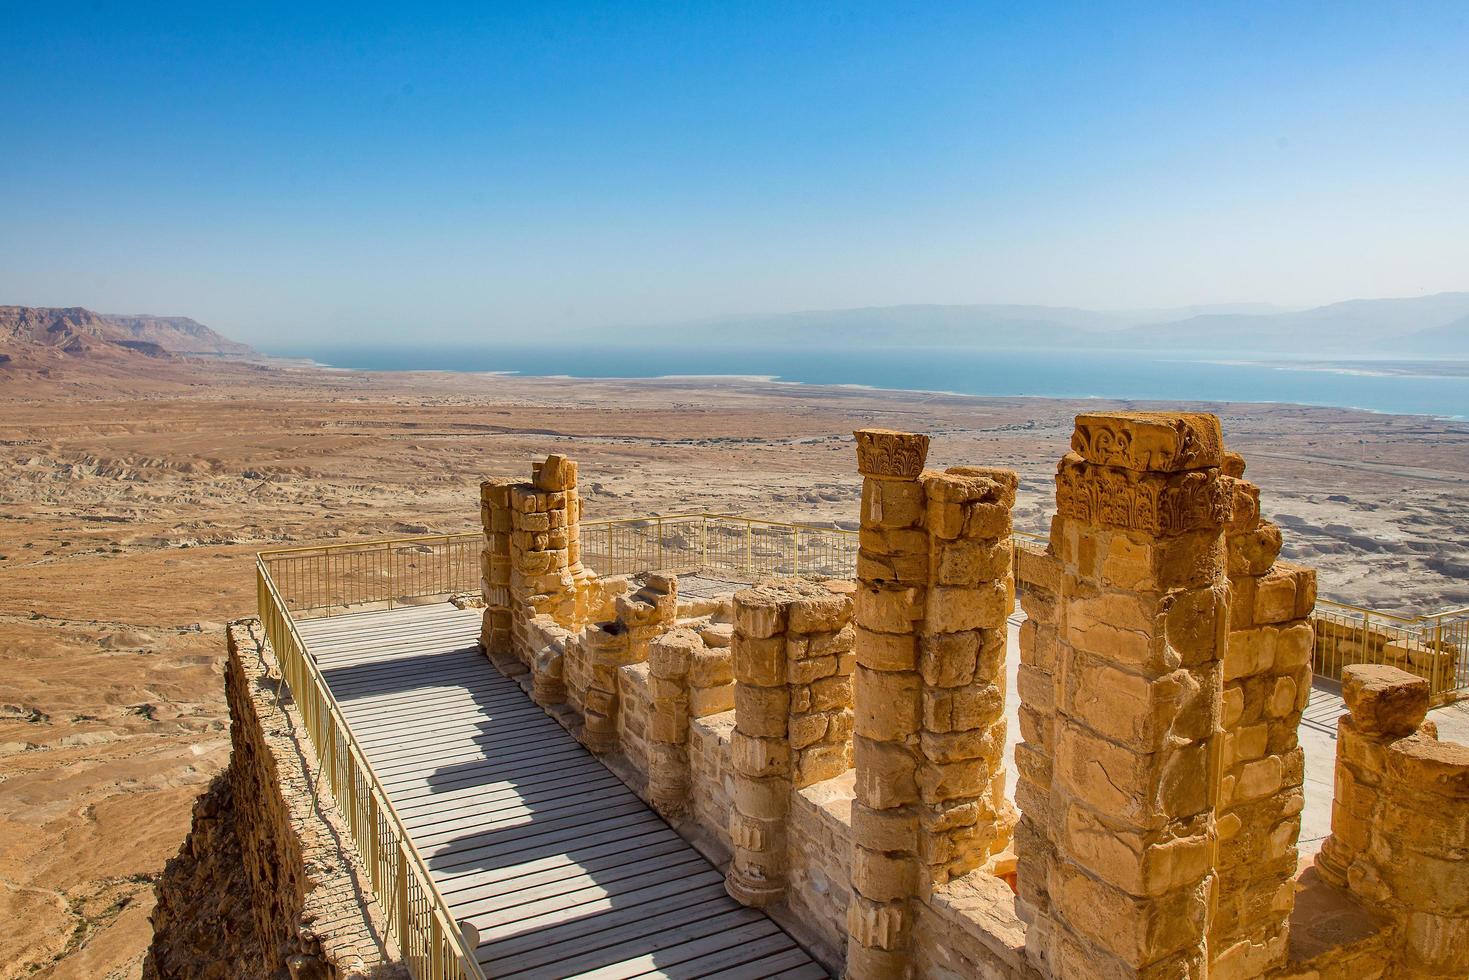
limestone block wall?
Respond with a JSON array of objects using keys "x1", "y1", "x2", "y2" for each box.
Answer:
[
  {"x1": 689, "y1": 710, "x2": 738, "y2": 856},
  {"x1": 1017, "y1": 412, "x2": 1232, "y2": 980},
  {"x1": 508, "y1": 476, "x2": 574, "y2": 659},
  {"x1": 1316, "y1": 665, "x2": 1469, "y2": 978},
  {"x1": 480, "y1": 454, "x2": 601, "y2": 698},
  {"x1": 646, "y1": 625, "x2": 736, "y2": 818},
  {"x1": 616, "y1": 661, "x2": 654, "y2": 787},
  {"x1": 1212, "y1": 453, "x2": 1317, "y2": 979},
  {"x1": 146, "y1": 623, "x2": 405, "y2": 979},
  {"x1": 523, "y1": 613, "x2": 576, "y2": 707},
  {"x1": 726, "y1": 578, "x2": 856, "y2": 907},
  {"x1": 1013, "y1": 527, "x2": 1063, "y2": 976},
  {"x1": 787, "y1": 774, "x2": 858, "y2": 960},
  {"x1": 468, "y1": 433, "x2": 1468, "y2": 980},
  {"x1": 584, "y1": 573, "x2": 678, "y2": 753},
  {"x1": 914, "y1": 872, "x2": 1036, "y2": 980}
]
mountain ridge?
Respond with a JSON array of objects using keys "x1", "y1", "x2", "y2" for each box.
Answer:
[
  {"x1": 648, "y1": 292, "x2": 1469, "y2": 354},
  {"x1": 0, "y1": 306, "x2": 253, "y2": 358}
]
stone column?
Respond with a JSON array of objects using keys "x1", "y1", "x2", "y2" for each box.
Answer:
[
  {"x1": 847, "y1": 428, "x2": 930, "y2": 980},
  {"x1": 507, "y1": 460, "x2": 573, "y2": 658},
  {"x1": 502, "y1": 453, "x2": 591, "y2": 698},
  {"x1": 1210, "y1": 452, "x2": 1317, "y2": 979},
  {"x1": 478, "y1": 478, "x2": 516, "y2": 663},
  {"x1": 727, "y1": 578, "x2": 856, "y2": 908},
  {"x1": 582, "y1": 573, "x2": 678, "y2": 754},
  {"x1": 647, "y1": 626, "x2": 735, "y2": 818},
  {"x1": 844, "y1": 429, "x2": 1018, "y2": 979},
  {"x1": 1031, "y1": 412, "x2": 1231, "y2": 979},
  {"x1": 915, "y1": 466, "x2": 1016, "y2": 883},
  {"x1": 1317, "y1": 665, "x2": 1469, "y2": 978}
]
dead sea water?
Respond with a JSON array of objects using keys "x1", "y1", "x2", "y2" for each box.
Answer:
[{"x1": 271, "y1": 344, "x2": 1469, "y2": 419}]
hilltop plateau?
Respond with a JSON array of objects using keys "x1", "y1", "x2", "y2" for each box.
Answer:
[{"x1": 2, "y1": 347, "x2": 1467, "y2": 977}]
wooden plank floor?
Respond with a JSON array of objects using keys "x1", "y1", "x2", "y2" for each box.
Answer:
[{"x1": 297, "y1": 603, "x2": 827, "y2": 980}]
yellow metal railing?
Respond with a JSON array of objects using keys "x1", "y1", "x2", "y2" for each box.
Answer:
[
  {"x1": 580, "y1": 512, "x2": 860, "y2": 581},
  {"x1": 256, "y1": 541, "x2": 486, "y2": 980},
  {"x1": 1312, "y1": 599, "x2": 1469, "y2": 705},
  {"x1": 261, "y1": 532, "x2": 482, "y2": 620}
]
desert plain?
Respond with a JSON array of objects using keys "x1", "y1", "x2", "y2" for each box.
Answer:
[{"x1": 2, "y1": 350, "x2": 1468, "y2": 978}]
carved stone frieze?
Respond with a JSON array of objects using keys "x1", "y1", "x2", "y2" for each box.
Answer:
[
  {"x1": 1070, "y1": 412, "x2": 1223, "y2": 473},
  {"x1": 1055, "y1": 453, "x2": 1232, "y2": 535},
  {"x1": 855, "y1": 429, "x2": 930, "y2": 480},
  {"x1": 1223, "y1": 475, "x2": 1261, "y2": 533}
]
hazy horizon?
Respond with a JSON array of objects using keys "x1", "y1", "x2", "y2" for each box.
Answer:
[{"x1": 3, "y1": 4, "x2": 1467, "y2": 345}]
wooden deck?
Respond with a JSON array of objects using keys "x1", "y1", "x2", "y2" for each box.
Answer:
[{"x1": 297, "y1": 603, "x2": 826, "y2": 980}]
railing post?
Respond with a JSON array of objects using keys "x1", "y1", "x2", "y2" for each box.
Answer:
[
  {"x1": 1361, "y1": 611, "x2": 1371, "y2": 670},
  {"x1": 656, "y1": 516, "x2": 664, "y2": 571},
  {"x1": 792, "y1": 525, "x2": 800, "y2": 576},
  {"x1": 701, "y1": 515, "x2": 709, "y2": 575},
  {"x1": 399, "y1": 845, "x2": 413, "y2": 963},
  {"x1": 431, "y1": 912, "x2": 443, "y2": 980},
  {"x1": 744, "y1": 519, "x2": 753, "y2": 577}
]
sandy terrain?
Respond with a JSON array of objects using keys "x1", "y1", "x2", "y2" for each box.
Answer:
[{"x1": 2, "y1": 352, "x2": 1467, "y2": 977}]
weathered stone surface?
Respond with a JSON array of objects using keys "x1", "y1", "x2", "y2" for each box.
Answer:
[
  {"x1": 1071, "y1": 412, "x2": 1224, "y2": 472},
  {"x1": 1341, "y1": 664, "x2": 1430, "y2": 737}
]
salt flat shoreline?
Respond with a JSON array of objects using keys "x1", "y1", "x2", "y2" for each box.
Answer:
[{"x1": 260, "y1": 342, "x2": 1469, "y2": 420}]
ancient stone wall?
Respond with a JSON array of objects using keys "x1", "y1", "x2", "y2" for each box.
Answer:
[
  {"x1": 1316, "y1": 665, "x2": 1469, "y2": 978},
  {"x1": 726, "y1": 578, "x2": 856, "y2": 907},
  {"x1": 584, "y1": 573, "x2": 678, "y2": 753},
  {"x1": 688, "y1": 711, "x2": 738, "y2": 855},
  {"x1": 145, "y1": 622, "x2": 405, "y2": 980},
  {"x1": 1212, "y1": 452, "x2": 1317, "y2": 978},
  {"x1": 787, "y1": 774, "x2": 858, "y2": 961},
  {"x1": 480, "y1": 454, "x2": 598, "y2": 685},
  {"x1": 647, "y1": 624, "x2": 736, "y2": 818},
  {"x1": 914, "y1": 872, "x2": 1035, "y2": 980},
  {"x1": 460, "y1": 431, "x2": 1457, "y2": 980}
]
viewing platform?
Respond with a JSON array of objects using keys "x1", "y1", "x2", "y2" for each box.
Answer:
[
  {"x1": 255, "y1": 426, "x2": 1469, "y2": 980},
  {"x1": 267, "y1": 595, "x2": 826, "y2": 979}
]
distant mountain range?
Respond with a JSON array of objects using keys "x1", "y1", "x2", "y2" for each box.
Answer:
[
  {"x1": 6, "y1": 293, "x2": 1469, "y2": 365},
  {"x1": 0, "y1": 306, "x2": 252, "y2": 359},
  {"x1": 659, "y1": 293, "x2": 1469, "y2": 356}
]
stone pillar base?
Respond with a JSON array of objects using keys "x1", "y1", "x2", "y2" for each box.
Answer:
[
  {"x1": 486, "y1": 649, "x2": 528, "y2": 678},
  {"x1": 531, "y1": 675, "x2": 565, "y2": 707},
  {"x1": 647, "y1": 762, "x2": 689, "y2": 819},
  {"x1": 725, "y1": 870, "x2": 786, "y2": 908},
  {"x1": 581, "y1": 716, "x2": 617, "y2": 754}
]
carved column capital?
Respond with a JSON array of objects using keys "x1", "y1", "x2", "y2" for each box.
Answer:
[
  {"x1": 1055, "y1": 453, "x2": 1232, "y2": 535},
  {"x1": 855, "y1": 429, "x2": 930, "y2": 480}
]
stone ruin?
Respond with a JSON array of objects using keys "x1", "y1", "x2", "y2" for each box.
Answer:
[{"x1": 476, "y1": 412, "x2": 1469, "y2": 980}]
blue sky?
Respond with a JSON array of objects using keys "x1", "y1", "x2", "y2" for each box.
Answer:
[{"x1": 1, "y1": 2, "x2": 1466, "y2": 344}]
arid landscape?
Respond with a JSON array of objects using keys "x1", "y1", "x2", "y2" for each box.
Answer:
[{"x1": 3, "y1": 336, "x2": 1468, "y2": 978}]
